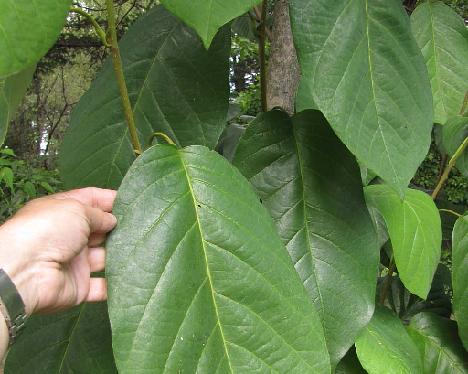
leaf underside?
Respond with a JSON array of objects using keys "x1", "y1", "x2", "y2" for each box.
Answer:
[
  {"x1": 0, "y1": 66, "x2": 35, "y2": 146},
  {"x1": 233, "y1": 110, "x2": 379, "y2": 367},
  {"x1": 5, "y1": 303, "x2": 117, "y2": 374},
  {"x1": 365, "y1": 185, "x2": 441, "y2": 299},
  {"x1": 59, "y1": 5, "x2": 230, "y2": 190},
  {"x1": 160, "y1": 0, "x2": 261, "y2": 48},
  {"x1": 452, "y1": 215, "x2": 468, "y2": 351},
  {"x1": 407, "y1": 312, "x2": 468, "y2": 373},
  {"x1": 355, "y1": 307, "x2": 423, "y2": 374},
  {"x1": 290, "y1": 0, "x2": 433, "y2": 194},
  {"x1": 442, "y1": 116, "x2": 468, "y2": 177},
  {"x1": 411, "y1": 1, "x2": 468, "y2": 124},
  {"x1": 0, "y1": 0, "x2": 71, "y2": 78},
  {"x1": 106, "y1": 144, "x2": 331, "y2": 373}
]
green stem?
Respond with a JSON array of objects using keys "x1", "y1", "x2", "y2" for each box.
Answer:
[
  {"x1": 106, "y1": 0, "x2": 142, "y2": 156},
  {"x1": 149, "y1": 132, "x2": 175, "y2": 146},
  {"x1": 439, "y1": 209, "x2": 462, "y2": 218},
  {"x1": 259, "y1": 0, "x2": 268, "y2": 112},
  {"x1": 431, "y1": 136, "x2": 468, "y2": 200},
  {"x1": 70, "y1": 7, "x2": 110, "y2": 48},
  {"x1": 379, "y1": 257, "x2": 395, "y2": 305}
]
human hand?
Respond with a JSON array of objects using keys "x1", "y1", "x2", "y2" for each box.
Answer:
[{"x1": 0, "y1": 188, "x2": 117, "y2": 315}]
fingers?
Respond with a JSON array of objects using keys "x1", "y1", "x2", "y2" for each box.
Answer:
[
  {"x1": 54, "y1": 187, "x2": 117, "y2": 212},
  {"x1": 89, "y1": 247, "x2": 106, "y2": 272},
  {"x1": 85, "y1": 205, "x2": 117, "y2": 234},
  {"x1": 86, "y1": 278, "x2": 107, "y2": 302},
  {"x1": 88, "y1": 233, "x2": 106, "y2": 247}
]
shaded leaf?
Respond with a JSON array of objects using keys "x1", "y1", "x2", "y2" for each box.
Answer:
[
  {"x1": 355, "y1": 306, "x2": 422, "y2": 374},
  {"x1": 290, "y1": 0, "x2": 433, "y2": 194},
  {"x1": 161, "y1": 0, "x2": 260, "y2": 48},
  {"x1": 0, "y1": 65, "x2": 35, "y2": 145},
  {"x1": 5, "y1": 303, "x2": 117, "y2": 373},
  {"x1": 442, "y1": 116, "x2": 468, "y2": 177},
  {"x1": 411, "y1": 1, "x2": 468, "y2": 124},
  {"x1": 407, "y1": 312, "x2": 468, "y2": 373},
  {"x1": 452, "y1": 215, "x2": 468, "y2": 350},
  {"x1": 233, "y1": 110, "x2": 379, "y2": 366},
  {"x1": 0, "y1": 1, "x2": 71, "y2": 77},
  {"x1": 335, "y1": 347, "x2": 365, "y2": 374},
  {"x1": 107, "y1": 144, "x2": 331, "y2": 373},
  {"x1": 59, "y1": 5, "x2": 230, "y2": 190},
  {"x1": 365, "y1": 185, "x2": 441, "y2": 298}
]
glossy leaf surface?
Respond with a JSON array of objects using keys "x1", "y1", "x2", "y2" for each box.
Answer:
[
  {"x1": 407, "y1": 312, "x2": 468, "y2": 373},
  {"x1": 442, "y1": 116, "x2": 468, "y2": 177},
  {"x1": 0, "y1": 0, "x2": 71, "y2": 78},
  {"x1": 59, "y1": 5, "x2": 230, "y2": 190},
  {"x1": 290, "y1": 0, "x2": 433, "y2": 193},
  {"x1": 355, "y1": 307, "x2": 422, "y2": 374},
  {"x1": 452, "y1": 215, "x2": 468, "y2": 350},
  {"x1": 365, "y1": 185, "x2": 441, "y2": 298},
  {"x1": 411, "y1": 1, "x2": 468, "y2": 124},
  {"x1": 107, "y1": 144, "x2": 331, "y2": 373},
  {"x1": 5, "y1": 303, "x2": 117, "y2": 373},
  {"x1": 233, "y1": 110, "x2": 379, "y2": 366},
  {"x1": 161, "y1": 0, "x2": 260, "y2": 48},
  {"x1": 0, "y1": 65, "x2": 35, "y2": 145}
]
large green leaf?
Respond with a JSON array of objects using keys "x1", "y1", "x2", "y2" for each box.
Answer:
[
  {"x1": 5, "y1": 303, "x2": 117, "y2": 373},
  {"x1": 365, "y1": 185, "x2": 441, "y2": 298},
  {"x1": 355, "y1": 307, "x2": 423, "y2": 374},
  {"x1": 0, "y1": 0, "x2": 71, "y2": 78},
  {"x1": 411, "y1": 1, "x2": 468, "y2": 124},
  {"x1": 0, "y1": 65, "x2": 35, "y2": 145},
  {"x1": 290, "y1": 0, "x2": 433, "y2": 194},
  {"x1": 233, "y1": 110, "x2": 379, "y2": 366},
  {"x1": 407, "y1": 312, "x2": 468, "y2": 373},
  {"x1": 452, "y1": 215, "x2": 468, "y2": 350},
  {"x1": 442, "y1": 116, "x2": 468, "y2": 177},
  {"x1": 106, "y1": 144, "x2": 331, "y2": 373},
  {"x1": 161, "y1": 0, "x2": 260, "y2": 48},
  {"x1": 335, "y1": 348, "x2": 365, "y2": 374},
  {"x1": 59, "y1": 5, "x2": 230, "y2": 190}
]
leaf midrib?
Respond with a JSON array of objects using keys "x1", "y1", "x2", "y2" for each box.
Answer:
[{"x1": 178, "y1": 150, "x2": 234, "y2": 374}]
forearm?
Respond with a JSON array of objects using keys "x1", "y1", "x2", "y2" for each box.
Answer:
[{"x1": 0, "y1": 316, "x2": 8, "y2": 370}]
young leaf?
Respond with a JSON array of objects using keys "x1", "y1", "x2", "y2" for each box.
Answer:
[
  {"x1": 106, "y1": 144, "x2": 331, "y2": 373},
  {"x1": 365, "y1": 185, "x2": 441, "y2": 299},
  {"x1": 452, "y1": 215, "x2": 468, "y2": 350},
  {"x1": 0, "y1": 1, "x2": 71, "y2": 78},
  {"x1": 0, "y1": 65, "x2": 36, "y2": 145},
  {"x1": 290, "y1": 0, "x2": 433, "y2": 194},
  {"x1": 233, "y1": 110, "x2": 379, "y2": 366},
  {"x1": 160, "y1": 0, "x2": 261, "y2": 48},
  {"x1": 442, "y1": 116, "x2": 468, "y2": 177},
  {"x1": 411, "y1": 1, "x2": 468, "y2": 124},
  {"x1": 407, "y1": 312, "x2": 468, "y2": 373},
  {"x1": 5, "y1": 303, "x2": 117, "y2": 373},
  {"x1": 59, "y1": 6, "x2": 230, "y2": 190},
  {"x1": 355, "y1": 307, "x2": 423, "y2": 374}
]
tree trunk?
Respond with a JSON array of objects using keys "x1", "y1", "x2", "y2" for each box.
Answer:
[{"x1": 266, "y1": 0, "x2": 300, "y2": 115}]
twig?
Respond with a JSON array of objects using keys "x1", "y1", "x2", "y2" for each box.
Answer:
[
  {"x1": 439, "y1": 209, "x2": 463, "y2": 218},
  {"x1": 379, "y1": 258, "x2": 396, "y2": 305},
  {"x1": 431, "y1": 136, "x2": 468, "y2": 200},
  {"x1": 70, "y1": 7, "x2": 110, "y2": 47},
  {"x1": 253, "y1": 6, "x2": 273, "y2": 40},
  {"x1": 106, "y1": 0, "x2": 142, "y2": 156}
]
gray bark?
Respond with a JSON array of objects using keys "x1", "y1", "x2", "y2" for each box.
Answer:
[{"x1": 266, "y1": 0, "x2": 300, "y2": 115}]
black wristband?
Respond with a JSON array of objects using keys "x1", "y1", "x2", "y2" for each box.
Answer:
[{"x1": 0, "y1": 269, "x2": 27, "y2": 344}]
